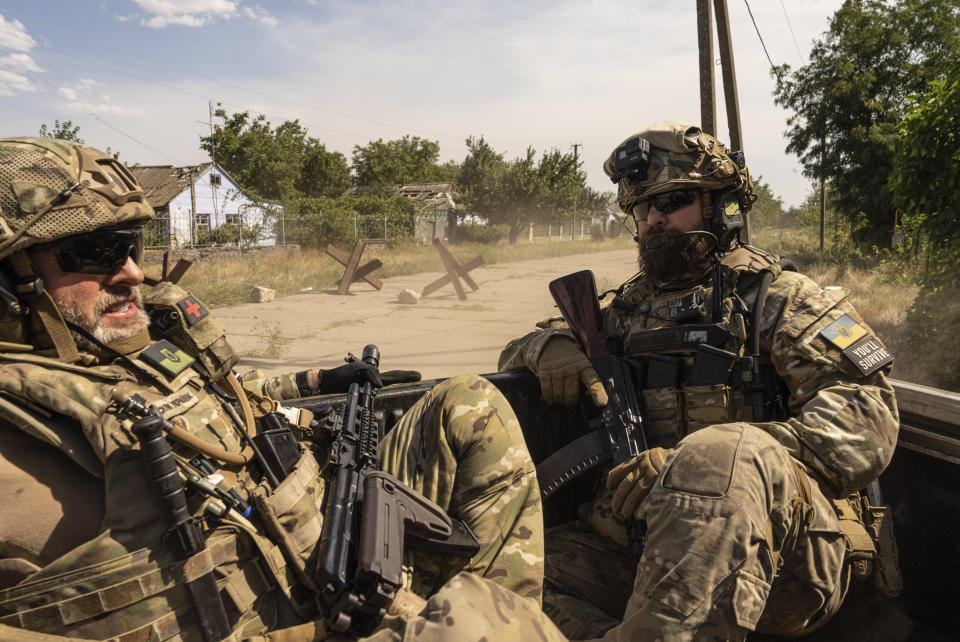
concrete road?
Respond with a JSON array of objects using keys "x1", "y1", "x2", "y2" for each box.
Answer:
[{"x1": 218, "y1": 248, "x2": 638, "y2": 380}]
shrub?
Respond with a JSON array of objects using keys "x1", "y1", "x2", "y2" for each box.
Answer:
[{"x1": 454, "y1": 222, "x2": 508, "y2": 244}]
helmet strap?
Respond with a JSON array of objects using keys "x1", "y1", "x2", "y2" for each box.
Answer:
[{"x1": 31, "y1": 290, "x2": 82, "y2": 363}]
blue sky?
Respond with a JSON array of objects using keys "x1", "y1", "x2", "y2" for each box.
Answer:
[{"x1": 0, "y1": 0, "x2": 845, "y2": 207}]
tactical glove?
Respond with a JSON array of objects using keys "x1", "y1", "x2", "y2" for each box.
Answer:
[
  {"x1": 318, "y1": 361, "x2": 383, "y2": 393},
  {"x1": 536, "y1": 337, "x2": 608, "y2": 406},
  {"x1": 606, "y1": 447, "x2": 672, "y2": 519}
]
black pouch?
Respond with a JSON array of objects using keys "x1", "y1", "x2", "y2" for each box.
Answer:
[
  {"x1": 646, "y1": 353, "x2": 683, "y2": 389},
  {"x1": 688, "y1": 344, "x2": 738, "y2": 386},
  {"x1": 253, "y1": 412, "x2": 301, "y2": 483}
]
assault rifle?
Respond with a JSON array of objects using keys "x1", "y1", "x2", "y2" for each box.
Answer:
[
  {"x1": 315, "y1": 345, "x2": 479, "y2": 636},
  {"x1": 537, "y1": 270, "x2": 649, "y2": 553}
]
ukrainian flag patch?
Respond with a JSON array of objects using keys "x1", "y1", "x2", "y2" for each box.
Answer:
[{"x1": 819, "y1": 314, "x2": 867, "y2": 349}]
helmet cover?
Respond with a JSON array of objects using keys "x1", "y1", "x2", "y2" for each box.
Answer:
[
  {"x1": 0, "y1": 137, "x2": 153, "y2": 261},
  {"x1": 603, "y1": 121, "x2": 754, "y2": 215}
]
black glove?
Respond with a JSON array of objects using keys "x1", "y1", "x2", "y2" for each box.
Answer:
[
  {"x1": 381, "y1": 370, "x2": 422, "y2": 386},
  {"x1": 318, "y1": 361, "x2": 383, "y2": 393}
]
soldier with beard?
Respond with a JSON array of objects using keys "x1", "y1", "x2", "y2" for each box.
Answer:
[
  {"x1": 499, "y1": 121, "x2": 900, "y2": 640},
  {"x1": 0, "y1": 138, "x2": 564, "y2": 641}
]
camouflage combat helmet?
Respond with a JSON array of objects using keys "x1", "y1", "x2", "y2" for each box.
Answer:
[
  {"x1": 0, "y1": 138, "x2": 153, "y2": 356},
  {"x1": 0, "y1": 137, "x2": 152, "y2": 261},
  {"x1": 603, "y1": 121, "x2": 755, "y2": 246}
]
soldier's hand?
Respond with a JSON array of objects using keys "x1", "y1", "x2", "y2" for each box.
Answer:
[
  {"x1": 606, "y1": 447, "x2": 672, "y2": 519},
  {"x1": 536, "y1": 337, "x2": 608, "y2": 406},
  {"x1": 319, "y1": 361, "x2": 383, "y2": 393}
]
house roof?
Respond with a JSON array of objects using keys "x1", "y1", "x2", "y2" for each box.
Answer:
[
  {"x1": 128, "y1": 162, "x2": 214, "y2": 208},
  {"x1": 346, "y1": 182, "x2": 462, "y2": 209}
]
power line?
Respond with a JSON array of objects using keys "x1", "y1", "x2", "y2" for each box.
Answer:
[
  {"x1": 0, "y1": 44, "x2": 181, "y2": 163},
  {"x1": 742, "y1": 0, "x2": 777, "y2": 73},
  {"x1": 1, "y1": 9, "x2": 563, "y2": 148},
  {"x1": 779, "y1": 0, "x2": 805, "y2": 64}
]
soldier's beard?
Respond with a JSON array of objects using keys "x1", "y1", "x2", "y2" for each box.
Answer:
[
  {"x1": 639, "y1": 232, "x2": 716, "y2": 289},
  {"x1": 54, "y1": 286, "x2": 149, "y2": 352}
]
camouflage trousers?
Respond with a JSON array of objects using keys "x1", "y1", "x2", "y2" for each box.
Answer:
[
  {"x1": 543, "y1": 423, "x2": 849, "y2": 641},
  {"x1": 369, "y1": 374, "x2": 565, "y2": 641}
]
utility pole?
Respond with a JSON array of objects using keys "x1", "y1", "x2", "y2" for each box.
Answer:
[
  {"x1": 696, "y1": 0, "x2": 716, "y2": 136},
  {"x1": 571, "y1": 142, "x2": 581, "y2": 241},
  {"x1": 699, "y1": 0, "x2": 748, "y2": 243}
]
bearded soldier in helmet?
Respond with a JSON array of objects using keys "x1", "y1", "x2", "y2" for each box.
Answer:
[
  {"x1": 0, "y1": 137, "x2": 566, "y2": 641},
  {"x1": 500, "y1": 121, "x2": 901, "y2": 640}
]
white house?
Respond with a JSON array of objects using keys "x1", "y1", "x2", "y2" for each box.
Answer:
[{"x1": 129, "y1": 163, "x2": 279, "y2": 247}]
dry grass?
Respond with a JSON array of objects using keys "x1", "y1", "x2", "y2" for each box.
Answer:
[
  {"x1": 753, "y1": 222, "x2": 926, "y2": 383},
  {"x1": 144, "y1": 238, "x2": 634, "y2": 307}
]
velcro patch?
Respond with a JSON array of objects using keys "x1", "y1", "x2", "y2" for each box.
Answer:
[
  {"x1": 140, "y1": 340, "x2": 195, "y2": 378},
  {"x1": 842, "y1": 335, "x2": 894, "y2": 376},
  {"x1": 177, "y1": 295, "x2": 208, "y2": 327},
  {"x1": 819, "y1": 314, "x2": 867, "y2": 349}
]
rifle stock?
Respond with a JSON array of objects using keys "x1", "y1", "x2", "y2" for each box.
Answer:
[{"x1": 548, "y1": 270, "x2": 609, "y2": 359}]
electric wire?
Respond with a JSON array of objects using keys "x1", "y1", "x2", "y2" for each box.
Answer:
[
  {"x1": 0, "y1": 44, "x2": 181, "y2": 163},
  {"x1": 779, "y1": 0, "x2": 806, "y2": 64},
  {"x1": 742, "y1": 0, "x2": 777, "y2": 74},
  {"x1": 0, "y1": 9, "x2": 561, "y2": 147}
]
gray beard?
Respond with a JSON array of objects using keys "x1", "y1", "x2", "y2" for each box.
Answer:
[{"x1": 54, "y1": 286, "x2": 149, "y2": 352}]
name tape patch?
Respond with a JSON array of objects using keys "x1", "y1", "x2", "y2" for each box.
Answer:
[
  {"x1": 177, "y1": 295, "x2": 208, "y2": 327},
  {"x1": 140, "y1": 340, "x2": 195, "y2": 378},
  {"x1": 153, "y1": 390, "x2": 200, "y2": 419},
  {"x1": 842, "y1": 335, "x2": 894, "y2": 376},
  {"x1": 819, "y1": 314, "x2": 867, "y2": 349}
]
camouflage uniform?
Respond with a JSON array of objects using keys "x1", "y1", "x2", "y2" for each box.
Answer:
[
  {"x1": 0, "y1": 138, "x2": 564, "y2": 641},
  {"x1": 499, "y1": 123, "x2": 899, "y2": 640}
]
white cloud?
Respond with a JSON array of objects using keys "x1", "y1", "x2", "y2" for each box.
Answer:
[
  {"x1": 242, "y1": 5, "x2": 278, "y2": 27},
  {"x1": 0, "y1": 15, "x2": 43, "y2": 94},
  {"x1": 57, "y1": 78, "x2": 142, "y2": 117},
  {"x1": 0, "y1": 69, "x2": 37, "y2": 96},
  {"x1": 131, "y1": 0, "x2": 275, "y2": 28},
  {"x1": 0, "y1": 14, "x2": 36, "y2": 51},
  {"x1": 0, "y1": 53, "x2": 45, "y2": 73}
]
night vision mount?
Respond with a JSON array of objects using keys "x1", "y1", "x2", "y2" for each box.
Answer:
[{"x1": 609, "y1": 136, "x2": 651, "y2": 184}]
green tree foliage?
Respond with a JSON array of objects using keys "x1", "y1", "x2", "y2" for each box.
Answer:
[
  {"x1": 747, "y1": 176, "x2": 786, "y2": 228},
  {"x1": 773, "y1": 0, "x2": 960, "y2": 245},
  {"x1": 890, "y1": 75, "x2": 960, "y2": 390},
  {"x1": 282, "y1": 195, "x2": 413, "y2": 249},
  {"x1": 351, "y1": 136, "x2": 444, "y2": 187},
  {"x1": 39, "y1": 119, "x2": 83, "y2": 143},
  {"x1": 200, "y1": 108, "x2": 351, "y2": 201},
  {"x1": 890, "y1": 77, "x2": 960, "y2": 242},
  {"x1": 458, "y1": 136, "x2": 588, "y2": 243}
]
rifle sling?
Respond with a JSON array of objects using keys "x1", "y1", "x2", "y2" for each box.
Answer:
[{"x1": 536, "y1": 428, "x2": 611, "y2": 500}]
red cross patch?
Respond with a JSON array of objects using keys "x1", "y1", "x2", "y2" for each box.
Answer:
[{"x1": 176, "y1": 295, "x2": 208, "y2": 327}]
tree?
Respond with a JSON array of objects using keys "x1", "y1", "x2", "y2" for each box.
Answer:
[
  {"x1": 890, "y1": 76, "x2": 960, "y2": 243},
  {"x1": 200, "y1": 107, "x2": 351, "y2": 201},
  {"x1": 39, "y1": 119, "x2": 83, "y2": 143},
  {"x1": 459, "y1": 137, "x2": 586, "y2": 243},
  {"x1": 351, "y1": 136, "x2": 443, "y2": 187},
  {"x1": 773, "y1": 0, "x2": 960, "y2": 245},
  {"x1": 747, "y1": 176, "x2": 786, "y2": 229}
]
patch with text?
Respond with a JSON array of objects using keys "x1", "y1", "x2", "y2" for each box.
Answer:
[{"x1": 842, "y1": 335, "x2": 894, "y2": 376}]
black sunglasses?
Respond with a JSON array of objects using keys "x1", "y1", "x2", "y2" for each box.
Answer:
[
  {"x1": 633, "y1": 189, "x2": 700, "y2": 218},
  {"x1": 31, "y1": 228, "x2": 144, "y2": 275}
]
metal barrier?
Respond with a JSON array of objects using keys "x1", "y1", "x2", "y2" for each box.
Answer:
[{"x1": 891, "y1": 378, "x2": 960, "y2": 466}]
